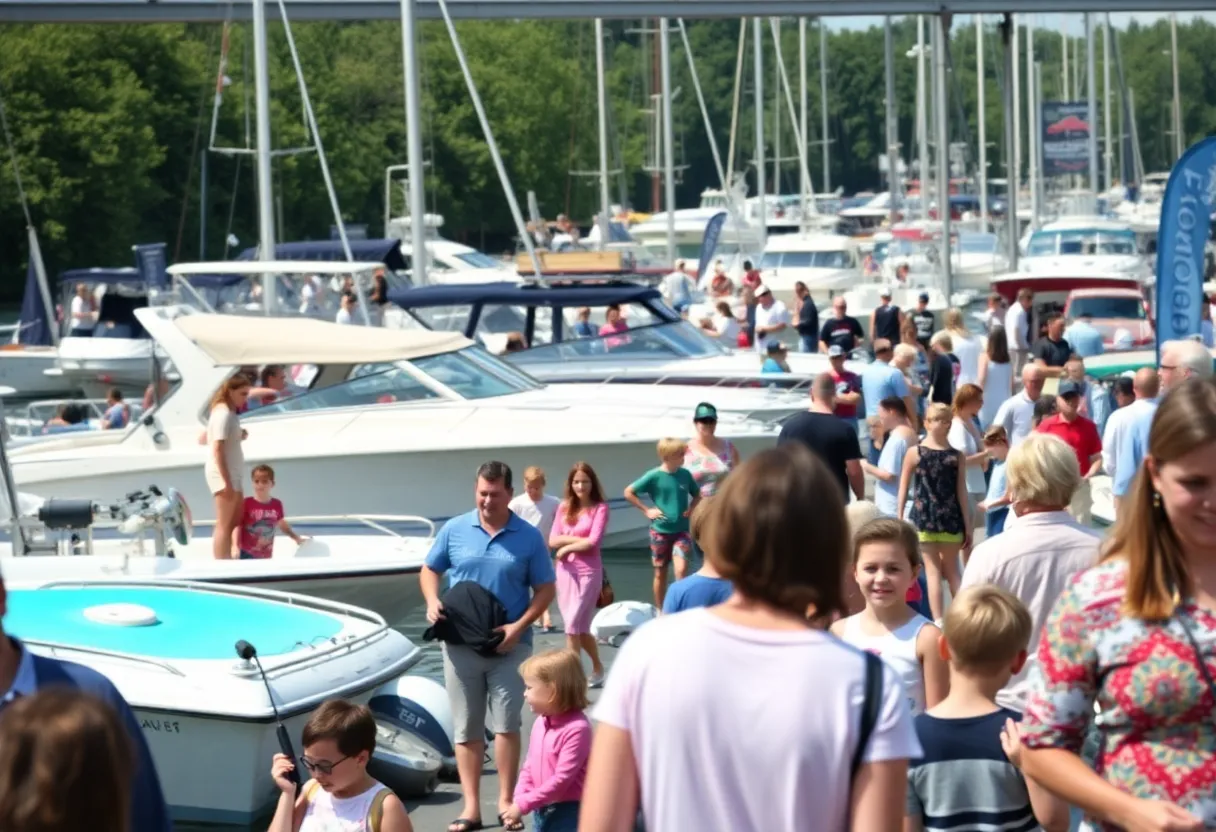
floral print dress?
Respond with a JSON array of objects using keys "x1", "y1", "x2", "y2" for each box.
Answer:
[
  {"x1": 908, "y1": 445, "x2": 965, "y2": 535},
  {"x1": 1021, "y1": 559, "x2": 1216, "y2": 830}
]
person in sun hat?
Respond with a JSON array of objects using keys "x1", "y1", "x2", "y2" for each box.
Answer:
[{"x1": 0, "y1": 567, "x2": 171, "y2": 831}]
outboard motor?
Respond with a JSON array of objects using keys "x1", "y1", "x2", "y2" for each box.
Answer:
[{"x1": 368, "y1": 675, "x2": 457, "y2": 780}]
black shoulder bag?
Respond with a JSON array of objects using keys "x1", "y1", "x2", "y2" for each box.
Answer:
[{"x1": 850, "y1": 651, "x2": 885, "y2": 782}]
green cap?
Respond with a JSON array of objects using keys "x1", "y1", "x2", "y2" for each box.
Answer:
[{"x1": 694, "y1": 402, "x2": 718, "y2": 421}]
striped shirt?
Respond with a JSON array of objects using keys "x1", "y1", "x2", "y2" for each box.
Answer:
[{"x1": 907, "y1": 708, "x2": 1040, "y2": 832}]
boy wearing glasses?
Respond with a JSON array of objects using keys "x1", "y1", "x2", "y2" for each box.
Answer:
[{"x1": 268, "y1": 699, "x2": 414, "y2": 831}]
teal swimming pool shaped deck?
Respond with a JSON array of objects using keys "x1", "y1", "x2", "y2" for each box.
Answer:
[{"x1": 7, "y1": 586, "x2": 346, "y2": 659}]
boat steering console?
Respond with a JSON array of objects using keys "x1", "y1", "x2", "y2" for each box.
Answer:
[{"x1": 29, "y1": 487, "x2": 193, "y2": 558}]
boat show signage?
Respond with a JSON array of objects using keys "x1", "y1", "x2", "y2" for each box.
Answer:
[
  {"x1": 1040, "y1": 102, "x2": 1091, "y2": 177},
  {"x1": 696, "y1": 211, "x2": 729, "y2": 283},
  {"x1": 1154, "y1": 136, "x2": 1216, "y2": 360}
]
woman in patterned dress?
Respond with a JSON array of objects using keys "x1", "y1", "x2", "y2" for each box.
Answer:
[
  {"x1": 684, "y1": 403, "x2": 740, "y2": 498},
  {"x1": 1013, "y1": 377, "x2": 1216, "y2": 831}
]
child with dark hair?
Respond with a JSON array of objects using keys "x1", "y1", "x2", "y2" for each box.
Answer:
[
  {"x1": 232, "y1": 463, "x2": 307, "y2": 559},
  {"x1": 268, "y1": 699, "x2": 413, "y2": 832}
]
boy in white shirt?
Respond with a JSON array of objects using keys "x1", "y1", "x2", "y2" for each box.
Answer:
[{"x1": 508, "y1": 465, "x2": 562, "y2": 631}]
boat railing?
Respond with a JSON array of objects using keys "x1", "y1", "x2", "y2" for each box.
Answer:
[
  {"x1": 594, "y1": 370, "x2": 810, "y2": 391},
  {"x1": 26, "y1": 579, "x2": 405, "y2": 679},
  {"x1": 281, "y1": 514, "x2": 436, "y2": 539},
  {"x1": 22, "y1": 639, "x2": 188, "y2": 677}
]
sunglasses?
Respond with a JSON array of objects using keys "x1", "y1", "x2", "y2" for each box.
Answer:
[{"x1": 299, "y1": 754, "x2": 350, "y2": 776}]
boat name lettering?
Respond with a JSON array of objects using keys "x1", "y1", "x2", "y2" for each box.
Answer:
[{"x1": 141, "y1": 718, "x2": 182, "y2": 734}]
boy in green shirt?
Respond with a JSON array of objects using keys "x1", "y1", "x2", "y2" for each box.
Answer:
[{"x1": 624, "y1": 437, "x2": 702, "y2": 609}]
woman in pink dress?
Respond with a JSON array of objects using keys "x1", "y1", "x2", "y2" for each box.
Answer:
[{"x1": 549, "y1": 461, "x2": 610, "y2": 687}]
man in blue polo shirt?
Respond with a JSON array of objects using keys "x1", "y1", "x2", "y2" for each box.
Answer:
[
  {"x1": 860, "y1": 338, "x2": 913, "y2": 421},
  {"x1": 421, "y1": 461, "x2": 556, "y2": 832},
  {"x1": 0, "y1": 571, "x2": 171, "y2": 831}
]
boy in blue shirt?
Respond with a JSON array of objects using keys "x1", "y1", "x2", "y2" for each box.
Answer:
[
  {"x1": 662, "y1": 499, "x2": 733, "y2": 614},
  {"x1": 978, "y1": 426, "x2": 1011, "y2": 537},
  {"x1": 906, "y1": 585, "x2": 1069, "y2": 832},
  {"x1": 624, "y1": 438, "x2": 702, "y2": 609}
]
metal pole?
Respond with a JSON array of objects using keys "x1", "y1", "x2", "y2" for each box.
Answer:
[
  {"x1": 1061, "y1": 28, "x2": 1069, "y2": 102},
  {"x1": 1012, "y1": 15, "x2": 1020, "y2": 197},
  {"x1": 799, "y1": 17, "x2": 809, "y2": 220},
  {"x1": 1171, "y1": 13, "x2": 1183, "y2": 161},
  {"x1": 819, "y1": 19, "x2": 830, "y2": 193},
  {"x1": 595, "y1": 19, "x2": 612, "y2": 241},
  {"x1": 199, "y1": 149, "x2": 208, "y2": 259},
  {"x1": 677, "y1": 19, "x2": 727, "y2": 192},
  {"x1": 400, "y1": 0, "x2": 429, "y2": 284},
  {"x1": 754, "y1": 17, "x2": 767, "y2": 247},
  {"x1": 1035, "y1": 61, "x2": 1044, "y2": 223},
  {"x1": 725, "y1": 19, "x2": 746, "y2": 194},
  {"x1": 250, "y1": 0, "x2": 276, "y2": 271},
  {"x1": 769, "y1": 17, "x2": 815, "y2": 211},
  {"x1": 976, "y1": 14, "x2": 988, "y2": 223},
  {"x1": 886, "y1": 16, "x2": 899, "y2": 226},
  {"x1": 435, "y1": 0, "x2": 543, "y2": 278},
  {"x1": 1028, "y1": 26, "x2": 1039, "y2": 229},
  {"x1": 1086, "y1": 13, "x2": 1098, "y2": 193},
  {"x1": 916, "y1": 16, "x2": 929, "y2": 217},
  {"x1": 1103, "y1": 16, "x2": 1112, "y2": 188},
  {"x1": 935, "y1": 14, "x2": 952, "y2": 298},
  {"x1": 1001, "y1": 15, "x2": 1019, "y2": 270},
  {"x1": 660, "y1": 18, "x2": 676, "y2": 266}
]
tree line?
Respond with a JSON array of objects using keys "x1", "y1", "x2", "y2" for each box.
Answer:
[{"x1": 0, "y1": 15, "x2": 1211, "y2": 300}]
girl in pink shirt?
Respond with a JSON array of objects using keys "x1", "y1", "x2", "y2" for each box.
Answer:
[
  {"x1": 549, "y1": 462, "x2": 610, "y2": 687},
  {"x1": 502, "y1": 650, "x2": 592, "y2": 832}
]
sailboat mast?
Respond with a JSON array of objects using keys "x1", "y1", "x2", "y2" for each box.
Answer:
[
  {"x1": 799, "y1": 17, "x2": 809, "y2": 222},
  {"x1": 400, "y1": 0, "x2": 428, "y2": 283},
  {"x1": 660, "y1": 18, "x2": 675, "y2": 265},
  {"x1": 595, "y1": 19, "x2": 611, "y2": 240},
  {"x1": 976, "y1": 15, "x2": 988, "y2": 223},
  {"x1": 916, "y1": 17, "x2": 929, "y2": 218},
  {"x1": 819, "y1": 19, "x2": 830, "y2": 193},
  {"x1": 886, "y1": 16, "x2": 899, "y2": 226},
  {"x1": 1086, "y1": 13, "x2": 1098, "y2": 193},
  {"x1": 1103, "y1": 17, "x2": 1112, "y2": 188},
  {"x1": 1171, "y1": 13, "x2": 1183, "y2": 161},
  {"x1": 251, "y1": 0, "x2": 276, "y2": 280},
  {"x1": 755, "y1": 17, "x2": 767, "y2": 247}
]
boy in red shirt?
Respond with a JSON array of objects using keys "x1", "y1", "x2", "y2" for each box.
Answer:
[
  {"x1": 232, "y1": 464, "x2": 307, "y2": 559},
  {"x1": 1034, "y1": 379, "x2": 1102, "y2": 524}
]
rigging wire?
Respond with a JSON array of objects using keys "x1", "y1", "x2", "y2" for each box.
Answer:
[{"x1": 174, "y1": 25, "x2": 223, "y2": 262}]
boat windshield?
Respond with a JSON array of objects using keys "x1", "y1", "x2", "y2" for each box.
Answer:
[
  {"x1": 958, "y1": 233, "x2": 999, "y2": 254},
  {"x1": 760, "y1": 249, "x2": 853, "y2": 269},
  {"x1": 1068, "y1": 295, "x2": 1147, "y2": 320},
  {"x1": 1027, "y1": 229, "x2": 1138, "y2": 257},
  {"x1": 244, "y1": 345, "x2": 541, "y2": 416},
  {"x1": 453, "y1": 251, "x2": 504, "y2": 270},
  {"x1": 509, "y1": 320, "x2": 730, "y2": 365}
]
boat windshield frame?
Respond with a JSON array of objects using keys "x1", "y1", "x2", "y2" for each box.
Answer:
[
  {"x1": 508, "y1": 319, "x2": 732, "y2": 365},
  {"x1": 241, "y1": 344, "x2": 543, "y2": 417},
  {"x1": 1026, "y1": 228, "x2": 1138, "y2": 257}
]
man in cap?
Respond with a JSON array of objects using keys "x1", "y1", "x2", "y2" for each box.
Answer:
[
  {"x1": 818, "y1": 297, "x2": 864, "y2": 355},
  {"x1": 868, "y1": 288, "x2": 904, "y2": 346},
  {"x1": 1035, "y1": 379, "x2": 1102, "y2": 524},
  {"x1": 826, "y1": 345, "x2": 862, "y2": 428},
  {"x1": 910, "y1": 292, "x2": 936, "y2": 350},
  {"x1": 751, "y1": 285, "x2": 790, "y2": 354}
]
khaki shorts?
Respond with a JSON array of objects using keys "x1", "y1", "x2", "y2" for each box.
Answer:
[{"x1": 442, "y1": 641, "x2": 532, "y2": 742}]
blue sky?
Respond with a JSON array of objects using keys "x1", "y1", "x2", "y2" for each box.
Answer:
[{"x1": 825, "y1": 12, "x2": 1216, "y2": 32}]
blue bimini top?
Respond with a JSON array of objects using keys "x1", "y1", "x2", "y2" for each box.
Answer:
[{"x1": 7, "y1": 585, "x2": 345, "y2": 660}]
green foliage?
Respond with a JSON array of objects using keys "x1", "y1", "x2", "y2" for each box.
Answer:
[{"x1": 0, "y1": 17, "x2": 1211, "y2": 300}]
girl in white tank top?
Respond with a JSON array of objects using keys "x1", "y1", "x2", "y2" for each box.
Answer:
[{"x1": 830, "y1": 518, "x2": 950, "y2": 715}]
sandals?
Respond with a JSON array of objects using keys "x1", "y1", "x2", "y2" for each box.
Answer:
[
  {"x1": 499, "y1": 814, "x2": 526, "y2": 831},
  {"x1": 447, "y1": 819, "x2": 484, "y2": 832}
]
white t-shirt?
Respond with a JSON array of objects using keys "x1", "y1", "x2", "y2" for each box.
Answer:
[
  {"x1": 508, "y1": 493, "x2": 561, "y2": 541},
  {"x1": 993, "y1": 391, "x2": 1036, "y2": 446},
  {"x1": 710, "y1": 313, "x2": 740, "y2": 346},
  {"x1": 950, "y1": 332, "x2": 982, "y2": 387},
  {"x1": 1004, "y1": 304, "x2": 1029, "y2": 350},
  {"x1": 594, "y1": 608, "x2": 921, "y2": 832},
  {"x1": 70, "y1": 295, "x2": 96, "y2": 332},
  {"x1": 753, "y1": 300, "x2": 791, "y2": 352},
  {"x1": 948, "y1": 417, "x2": 987, "y2": 495},
  {"x1": 335, "y1": 307, "x2": 353, "y2": 325}
]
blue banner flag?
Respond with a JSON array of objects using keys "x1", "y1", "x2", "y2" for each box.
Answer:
[
  {"x1": 1155, "y1": 137, "x2": 1216, "y2": 361},
  {"x1": 132, "y1": 242, "x2": 168, "y2": 290},
  {"x1": 695, "y1": 211, "x2": 729, "y2": 283}
]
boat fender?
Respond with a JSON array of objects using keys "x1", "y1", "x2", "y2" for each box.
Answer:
[{"x1": 590, "y1": 601, "x2": 658, "y2": 648}]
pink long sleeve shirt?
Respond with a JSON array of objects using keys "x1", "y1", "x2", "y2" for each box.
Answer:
[{"x1": 513, "y1": 710, "x2": 592, "y2": 814}]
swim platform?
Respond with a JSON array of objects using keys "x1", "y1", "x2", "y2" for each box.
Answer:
[{"x1": 7, "y1": 586, "x2": 345, "y2": 660}]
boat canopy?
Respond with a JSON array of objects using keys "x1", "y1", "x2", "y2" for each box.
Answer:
[
  {"x1": 59, "y1": 267, "x2": 143, "y2": 286},
  {"x1": 236, "y1": 239, "x2": 408, "y2": 272},
  {"x1": 174, "y1": 312, "x2": 471, "y2": 366}
]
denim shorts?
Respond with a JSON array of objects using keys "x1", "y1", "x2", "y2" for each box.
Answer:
[{"x1": 535, "y1": 801, "x2": 580, "y2": 832}]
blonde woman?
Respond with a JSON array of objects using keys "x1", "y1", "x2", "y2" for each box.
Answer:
[
  {"x1": 949, "y1": 384, "x2": 990, "y2": 546},
  {"x1": 205, "y1": 375, "x2": 251, "y2": 559},
  {"x1": 944, "y1": 307, "x2": 983, "y2": 387},
  {"x1": 1014, "y1": 378, "x2": 1216, "y2": 831}
]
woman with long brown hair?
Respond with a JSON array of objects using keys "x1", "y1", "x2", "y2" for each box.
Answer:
[
  {"x1": 977, "y1": 325, "x2": 1013, "y2": 428},
  {"x1": 1013, "y1": 377, "x2": 1216, "y2": 831},
  {"x1": 205, "y1": 374, "x2": 251, "y2": 559},
  {"x1": 0, "y1": 689, "x2": 134, "y2": 832},
  {"x1": 549, "y1": 461, "x2": 609, "y2": 686},
  {"x1": 580, "y1": 446, "x2": 919, "y2": 832}
]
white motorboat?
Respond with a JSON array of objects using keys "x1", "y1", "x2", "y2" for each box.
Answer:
[
  {"x1": 384, "y1": 279, "x2": 844, "y2": 392},
  {"x1": 9, "y1": 307, "x2": 779, "y2": 548},
  {"x1": 757, "y1": 232, "x2": 862, "y2": 307},
  {"x1": 4, "y1": 579, "x2": 424, "y2": 824},
  {"x1": 875, "y1": 229, "x2": 1011, "y2": 294},
  {"x1": 1019, "y1": 217, "x2": 1151, "y2": 281},
  {"x1": 627, "y1": 187, "x2": 764, "y2": 270},
  {"x1": 385, "y1": 213, "x2": 519, "y2": 284}
]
